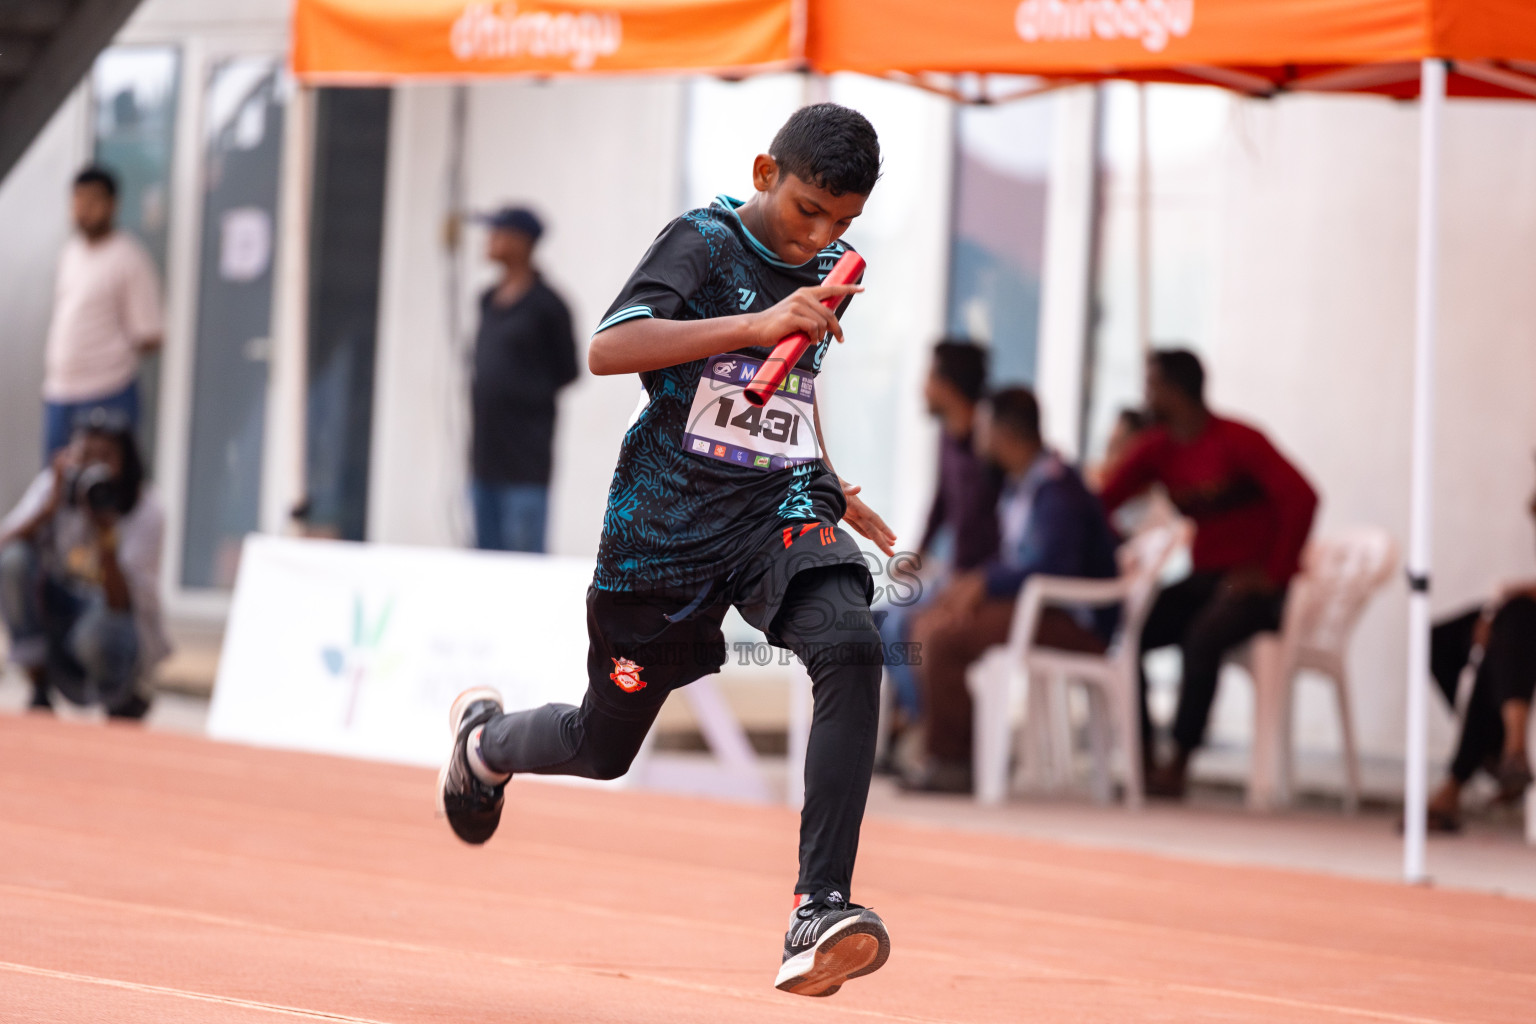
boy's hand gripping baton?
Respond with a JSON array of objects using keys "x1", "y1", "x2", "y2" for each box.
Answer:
[{"x1": 742, "y1": 251, "x2": 866, "y2": 407}]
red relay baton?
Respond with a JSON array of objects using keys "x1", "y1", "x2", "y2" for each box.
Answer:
[{"x1": 743, "y1": 251, "x2": 866, "y2": 407}]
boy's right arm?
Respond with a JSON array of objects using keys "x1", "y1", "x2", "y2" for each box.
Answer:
[{"x1": 588, "y1": 283, "x2": 861, "y2": 376}]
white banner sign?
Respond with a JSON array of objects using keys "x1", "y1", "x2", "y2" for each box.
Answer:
[{"x1": 209, "y1": 535, "x2": 593, "y2": 770}]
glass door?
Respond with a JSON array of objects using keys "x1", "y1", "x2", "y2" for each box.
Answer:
[{"x1": 180, "y1": 56, "x2": 286, "y2": 589}]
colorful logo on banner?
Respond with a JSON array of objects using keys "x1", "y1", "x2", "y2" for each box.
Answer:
[
  {"x1": 451, "y1": 2, "x2": 623, "y2": 70},
  {"x1": 1014, "y1": 0, "x2": 1194, "y2": 53},
  {"x1": 320, "y1": 593, "x2": 402, "y2": 728}
]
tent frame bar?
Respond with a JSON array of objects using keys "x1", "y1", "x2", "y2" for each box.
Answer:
[
  {"x1": 882, "y1": 70, "x2": 1085, "y2": 105},
  {"x1": 1456, "y1": 60, "x2": 1536, "y2": 99},
  {"x1": 876, "y1": 58, "x2": 1536, "y2": 111},
  {"x1": 1286, "y1": 62, "x2": 1421, "y2": 94},
  {"x1": 1170, "y1": 64, "x2": 1274, "y2": 95},
  {"x1": 1404, "y1": 56, "x2": 1446, "y2": 885}
]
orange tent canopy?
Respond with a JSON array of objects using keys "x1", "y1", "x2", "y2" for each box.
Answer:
[
  {"x1": 807, "y1": 0, "x2": 1536, "y2": 100},
  {"x1": 295, "y1": 0, "x2": 1536, "y2": 100},
  {"x1": 292, "y1": 0, "x2": 801, "y2": 81}
]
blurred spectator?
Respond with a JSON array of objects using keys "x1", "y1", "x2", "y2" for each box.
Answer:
[
  {"x1": 1086, "y1": 407, "x2": 1150, "y2": 491},
  {"x1": 917, "y1": 339, "x2": 1002, "y2": 571},
  {"x1": 1, "y1": 411, "x2": 168, "y2": 718},
  {"x1": 878, "y1": 339, "x2": 1002, "y2": 768},
  {"x1": 470, "y1": 206, "x2": 578, "y2": 553},
  {"x1": 1099, "y1": 349, "x2": 1318, "y2": 799},
  {"x1": 1423, "y1": 467, "x2": 1536, "y2": 831},
  {"x1": 1087, "y1": 407, "x2": 1171, "y2": 535},
  {"x1": 41, "y1": 166, "x2": 163, "y2": 462},
  {"x1": 903, "y1": 388, "x2": 1119, "y2": 793}
]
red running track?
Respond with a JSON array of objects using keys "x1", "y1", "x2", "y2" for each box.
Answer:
[{"x1": 1, "y1": 713, "x2": 1533, "y2": 1023}]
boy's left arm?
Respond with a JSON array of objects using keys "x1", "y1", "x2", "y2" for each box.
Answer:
[{"x1": 813, "y1": 396, "x2": 896, "y2": 556}]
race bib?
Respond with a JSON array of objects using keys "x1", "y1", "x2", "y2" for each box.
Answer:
[{"x1": 683, "y1": 353, "x2": 820, "y2": 471}]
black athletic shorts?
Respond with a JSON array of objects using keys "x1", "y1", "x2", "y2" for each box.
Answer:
[{"x1": 584, "y1": 519, "x2": 872, "y2": 715}]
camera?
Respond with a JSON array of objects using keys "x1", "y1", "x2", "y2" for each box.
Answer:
[{"x1": 66, "y1": 462, "x2": 121, "y2": 514}]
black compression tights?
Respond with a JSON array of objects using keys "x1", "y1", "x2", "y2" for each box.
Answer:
[{"x1": 477, "y1": 565, "x2": 884, "y2": 899}]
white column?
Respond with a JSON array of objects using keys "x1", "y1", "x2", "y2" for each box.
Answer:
[
  {"x1": 1403, "y1": 57, "x2": 1446, "y2": 885},
  {"x1": 1035, "y1": 86, "x2": 1100, "y2": 460},
  {"x1": 1135, "y1": 82, "x2": 1152, "y2": 354},
  {"x1": 261, "y1": 83, "x2": 315, "y2": 536}
]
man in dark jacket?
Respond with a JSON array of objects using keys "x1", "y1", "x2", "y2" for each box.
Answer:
[
  {"x1": 905, "y1": 388, "x2": 1120, "y2": 792},
  {"x1": 470, "y1": 207, "x2": 578, "y2": 552}
]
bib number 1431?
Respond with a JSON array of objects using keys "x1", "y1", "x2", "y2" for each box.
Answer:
[
  {"x1": 684, "y1": 353, "x2": 820, "y2": 471},
  {"x1": 712, "y1": 396, "x2": 802, "y2": 446}
]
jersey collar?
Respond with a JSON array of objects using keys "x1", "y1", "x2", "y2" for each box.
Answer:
[{"x1": 713, "y1": 194, "x2": 815, "y2": 270}]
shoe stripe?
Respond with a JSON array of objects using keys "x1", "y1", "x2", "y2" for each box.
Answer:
[{"x1": 775, "y1": 918, "x2": 889, "y2": 996}]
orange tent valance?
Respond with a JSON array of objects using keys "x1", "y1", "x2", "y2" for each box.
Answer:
[
  {"x1": 292, "y1": 0, "x2": 802, "y2": 81},
  {"x1": 808, "y1": 0, "x2": 1536, "y2": 99},
  {"x1": 294, "y1": 0, "x2": 1536, "y2": 100}
]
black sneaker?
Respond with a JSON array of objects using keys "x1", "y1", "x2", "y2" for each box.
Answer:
[
  {"x1": 774, "y1": 891, "x2": 890, "y2": 997},
  {"x1": 106, "y1": 692, "x2": 152, "y2": 721},
  {"x1": 436, "y1": 687, "x2": 508, "y2": 844}
]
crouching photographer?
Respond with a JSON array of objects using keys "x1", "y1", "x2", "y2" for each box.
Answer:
[{"x1": 1, "y1": 412, "x2": 168, "y2": 718}]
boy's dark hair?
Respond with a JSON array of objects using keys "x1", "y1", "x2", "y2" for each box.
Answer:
[
  {"x1": 931, "y1": 338, "x2": 989, "y2": 403},
  {"x1": 74, "y1": 165, "x2": 118, "y2": 199},
  {"x1": 1150, "y1": 348, "x2": 1205, "y2": 405},
  {"x1": 769, "y1": 103, "x2": 881, "y2": 197},
  {"x1": 986, "y1": 387, "x2": 1042, "y2": 444}
]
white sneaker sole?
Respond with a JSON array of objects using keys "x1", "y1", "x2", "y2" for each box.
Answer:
[
  {"x1": 774, "y1": 912, "x2": 891, "y2": 997},
  {"x1": 435, "y1": 687, "x2": 505, "y2": 819}
]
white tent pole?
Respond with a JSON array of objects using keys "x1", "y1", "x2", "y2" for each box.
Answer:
[
  {"x1": 1404, "y1": 56, "x2": 1445, "y2": 885},
  {"x1": 1136, "y1": 82, "x2": 1152, "y2": 354}
]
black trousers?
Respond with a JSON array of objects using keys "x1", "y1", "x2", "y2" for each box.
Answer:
[
  {"x1": 1139, "y1": 571, "x2": 1288, "y2": 753},
  {"x1": 1431, "y1": 595, "x2": 1536, "y2": 783},
  {"x1": 478, "y1": 563, "x2": 883, "y2": 902}
]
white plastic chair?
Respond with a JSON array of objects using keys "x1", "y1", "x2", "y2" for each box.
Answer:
[
  {"x1": 968, "y1": 520, "x2": 1190, "y2": 807},
  {"x1": 1228, "y1": 528, "x2": 1398, "y2": 813}
]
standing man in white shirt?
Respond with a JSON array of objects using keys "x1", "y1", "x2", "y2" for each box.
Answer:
[{"x1": 41, "y1": 166, "x2": 164, "y2": 462}]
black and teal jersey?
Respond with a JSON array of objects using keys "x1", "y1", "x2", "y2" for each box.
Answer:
[{"x1": 591, "y1": 195, "x2": 858, "y2": 592}]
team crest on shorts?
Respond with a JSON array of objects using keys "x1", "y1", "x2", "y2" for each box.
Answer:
[{"x1": 610, "y1": 657, "x2": 646, "y2": 693}]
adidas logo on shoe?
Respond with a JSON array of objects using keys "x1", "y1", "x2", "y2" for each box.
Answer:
[{"x1": 774, "y1": 891, "x2": 890, "y2": 998}]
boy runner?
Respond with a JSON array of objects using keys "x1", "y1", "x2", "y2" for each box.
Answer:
[{"x1": 438, "y1": 103, "x2": 895, "y2": 998}]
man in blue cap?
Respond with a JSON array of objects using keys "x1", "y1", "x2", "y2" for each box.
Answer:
[{"x1": 469, "y1": 205, "x2": 578, "y2": 552}]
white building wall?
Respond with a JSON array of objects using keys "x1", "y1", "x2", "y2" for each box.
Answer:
[
  {"x1": 369, "y1": 84, "x2": 469, "y2": 550},
  {"x1": 368, "y1": 77, "x2": 691, "y2": 555},
  {"x1": 367, "y1": 75, "x2": 953, "y2": 563},
  {"x1": 0, "y1": 93, "x2": 86, "y2": 510},
  {"x1": 819, "y1": 74, "x2": 954, "y2": 549},
  {"x1": 1204, "y1": 94, "x2": 1536, "y2": 764},
  {"x1": 467, "y1": 77, "x2": 691, "y2": 559}
]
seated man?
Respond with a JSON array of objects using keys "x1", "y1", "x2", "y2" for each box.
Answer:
[
  {"x1": 916, "y1": 339, "x2": 1003, "y2": 573},
  {"x1": 1423, "y1": 465, "x2": 1536, "y2": 831},
  {"x1": 904, "y1": 388, "x2": 1120, "y2": 792},
  {"x1": 1099, "y1": 349, "x2": 1318, "y2": 798},
  {"x1": 880, "y1": 339, "x2": 1001, "y2": 760},
  {"x1": 0, "y1": 412, "x2": 168, "y2": 718}
]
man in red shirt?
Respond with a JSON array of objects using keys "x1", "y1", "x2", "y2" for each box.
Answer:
[{"x1": 1100, "y1": 350, "x2": 1318, "y2": 798}]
